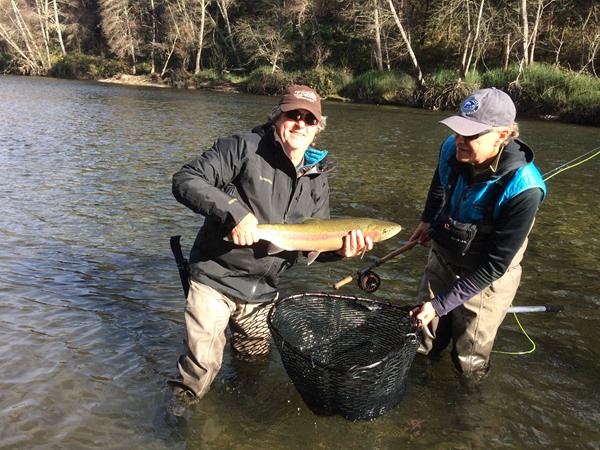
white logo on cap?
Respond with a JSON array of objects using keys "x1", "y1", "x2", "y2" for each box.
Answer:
[
  {"x1": 294, "y1": 90, "x2": 317, "y2": 103},
  {"x1": 461, "y1": 98, "x2": 479, "y2": 116}
]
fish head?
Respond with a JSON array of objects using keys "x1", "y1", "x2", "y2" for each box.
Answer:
[{"x1": 365, "y1": 221, "x2": 402, "y2": 242}]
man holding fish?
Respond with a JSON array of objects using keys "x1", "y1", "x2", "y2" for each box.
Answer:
[{"x1": 169, "y1": 85, "x2": 400, "y2": 403}]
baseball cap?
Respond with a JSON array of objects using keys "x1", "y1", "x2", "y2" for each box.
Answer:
[
  {"x1": 278, "y1": 85, "x2": 322, "y2": 121},
  {"x1": 440, "y1": 88, "x2": 516, "y2": 136}
]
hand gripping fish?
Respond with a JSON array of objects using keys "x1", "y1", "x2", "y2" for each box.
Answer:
[{"x1": 255, "y1": 217, "x2": 402, "y2": 264}]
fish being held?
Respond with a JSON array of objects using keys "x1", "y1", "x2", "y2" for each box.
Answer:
[{"x1": 255, "y1": 217, "x2": 402, "y2": 264}]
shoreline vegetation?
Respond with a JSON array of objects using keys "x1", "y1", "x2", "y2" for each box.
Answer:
[
  {"x1": 3, "y1": 1, "x2": 598, "y2": 126},
  {"x1": 94, "y1": 64, "x2": 599, "y2": 126}
]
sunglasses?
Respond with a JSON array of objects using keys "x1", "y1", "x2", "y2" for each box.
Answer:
[
  {"x1": 284, "y1": 110, "x2": 319, "y2": 126},
  {"x1": 456, "y1": 129, "x2": 493, "y2": 141}
]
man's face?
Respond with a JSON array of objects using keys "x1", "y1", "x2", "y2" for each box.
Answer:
[
  {"x1": 275, "y1": 109, "x2": 319, "y2": 154},
  {"x1": 453, "y1": 128, "x2": 509, "y2": 168}
]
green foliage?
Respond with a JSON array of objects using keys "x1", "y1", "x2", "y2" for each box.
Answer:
[
  {"x1": 244, "y1": 67, "x2": 297, "y2": 95},
  {"x1": 474, "y1": 63, "x2": 600, "y2": 125},
  {"x1": 191, "y1": 69, "x2": 220, "y2": 84},
  {"x1": 415, "y1": 63, "x2": 600, "y2": 125},
  {"x1": 221, "y1": 71, "x2": 246, "y2": 85},
  {"x1": 479, "y1": 66, "x2": 519, "y2": 89},
  {"x1": 0, "y1": 53, "x2": 13, "y2": 72},
  {"x1": 316, "y1": 24, "x2": 373, "y2": 75},
  {"x1": 564, "y1": 89, "x2": 600, "y2": 126},
  {"x1": 339, "y1": 70, "x2": 416, "y2": 105},
  {"x1": 426, "y1": 69, "x2": 461, "y2": 86},
  {"x1": 44, "y1": 53, "x2": 600, "y2": 126},
  {"x1": 416, "y1": 45, "x2": 460, "y2": 73},
  {"x1": 420, "y1": 70, "x2": 478, "y2": 111},
  {"x1": 4, "y1": 0, "x2": 598, "y2": 125},
  {"x1": 243, "y1": 66, "x2": 352, "y2": 97},
  {"x1": 298, "y1": 68, "x2": 353, "y2": 98},
  {"x1": 517, "y1": 64, "x2": 600, "y2": 125},
  {"x1": 189, "y1": 69, "x2": 245, "y2": 90},
  {"x1": 517, "y1": 64, "x2": 574, "y2": 114},
  {"x1": 50, "y1": 53, "x2": 129, "y2": 79},
  {"x1": 136, "y1": 62, "x2": 153, "y2": 75}
]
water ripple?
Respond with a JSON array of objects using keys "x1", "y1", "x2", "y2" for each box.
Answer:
[{"x1": 1, "y1": 75, "x2": 600, "y2": 449}]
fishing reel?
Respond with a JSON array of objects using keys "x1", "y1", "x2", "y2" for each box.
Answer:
[{"x1": 357, "y1": 270, "x2": 381, "y2": 293}]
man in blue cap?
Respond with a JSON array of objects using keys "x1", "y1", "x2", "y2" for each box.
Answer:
[{"x1": 409, "y1": 88, "x2": 546, "y2": 379}]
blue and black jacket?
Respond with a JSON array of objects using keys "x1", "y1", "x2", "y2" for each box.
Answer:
[{"x1": 421, "y1": 135, "x2": 546, "y2": 316}]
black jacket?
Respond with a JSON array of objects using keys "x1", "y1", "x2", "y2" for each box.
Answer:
[{"x1": 172, "y1": 123, "x2": 335, "y2": 302}]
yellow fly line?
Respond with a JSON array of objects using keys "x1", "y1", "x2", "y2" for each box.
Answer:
[{"x1": 497, "y1": 145, "x2": 600, "y2": 355}]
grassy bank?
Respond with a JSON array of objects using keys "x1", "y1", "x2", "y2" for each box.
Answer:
[
  {"x1": 243, "y1": 64, "x2": 600, "y2": 126},
  {"x1": 49, "y1": 54, "x2": 600, "y2": 126}
]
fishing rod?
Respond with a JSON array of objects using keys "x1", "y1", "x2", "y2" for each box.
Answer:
[
  {"x1": 333, "y1": 145, "x2": 600, "y2": 297},
  {"x1": 541, "y1": 146, "x2": 600, "y2": 181},
  {"x1": 333, "y1": 240, "x2": 417, "y2": 291}
]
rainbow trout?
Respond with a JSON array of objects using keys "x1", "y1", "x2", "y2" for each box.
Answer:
[{"x1": 256, "y1": 217, "x2": 402, "y2": 264}]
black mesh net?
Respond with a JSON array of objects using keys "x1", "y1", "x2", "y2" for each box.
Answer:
[{"x1": 267, "y1": 293, "x2": 421, "y2": 421}]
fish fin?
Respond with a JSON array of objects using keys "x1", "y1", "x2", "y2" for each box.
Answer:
[
  {"x1": 306, "y1": 251, "x2": 321, "y2": 265},
  {"x1": 266, "y1": 242, "x2": 286, "y2": 255}
]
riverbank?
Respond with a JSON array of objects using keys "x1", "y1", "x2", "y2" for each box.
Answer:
[
  {"x1": 96, "y1": 65, "x2": 600, "y2": 126},
  {"x1": 99, "y1": 74, "x2": 171, "y2": 88},
  {"x1": 99, "y1": 72, "x2": 247, "y2": 94}
]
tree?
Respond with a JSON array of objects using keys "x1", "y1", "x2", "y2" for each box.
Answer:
[
  {"x1": 149, "y1": 0, "x2": 157, "y2": 74},
  {"x1": 159, "y1": 0, "x2": 214, "y2": 74},
  {"x1": 1, "y1": 0, "x2": 599, "y2": 81},
  {"x1": 193, "y1": 0, "x2": 210, "y2": 74},
  {"x1": 52, "y1": 0, "x2": 67, "y2": 56},
  {"x1": 519, "y1": 0, "x2": 556, "y2": 74},
  {"x1": 459, "y1": 0, "x2": 486, "y2": 80},
  {"x1": 373, "y1": 0, "x2": 384, "y2": 70},
  {"x1": 215, "y1": 0, "x2": 242, "y2": 67},
  {"x1": 386, "y1": 0, "x2": 426, "y2": 89},
  {"x1": 234, "y1": 1, "x2": 293, "y2": 73},
  {"x1": 0, "y1": 0, "x2": 51, "y2": 74},
  {"x1": 98, "y1": 0, "x2": 147, "y2": 74},
  {"x1": 577, "y1": 2, "x2": 600, "y2": 76}
]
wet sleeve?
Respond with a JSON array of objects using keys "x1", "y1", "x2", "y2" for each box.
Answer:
[
  {"x1": 430, "y1": 187, "x2": 544, "y2": 316},
  {"x1": 172, "y1": 135, "x2": 252, "y2": 227}
]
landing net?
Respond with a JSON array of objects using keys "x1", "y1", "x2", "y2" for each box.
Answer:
[{"x1": 267, "y1": 293, "x2": 420, "y2": 421}]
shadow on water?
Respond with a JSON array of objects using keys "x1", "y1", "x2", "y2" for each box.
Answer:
[{"x1": 1, "y1": 75, "x2": 599, "y2": 449}]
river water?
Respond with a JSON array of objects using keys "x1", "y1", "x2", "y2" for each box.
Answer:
[{"x1": 1, "y1": 75, "x2": 599, "y2": 449}]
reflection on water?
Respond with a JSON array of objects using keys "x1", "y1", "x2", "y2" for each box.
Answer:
[{"x1": 1, "y1": 75, "x2": 599, "y2": 449}]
